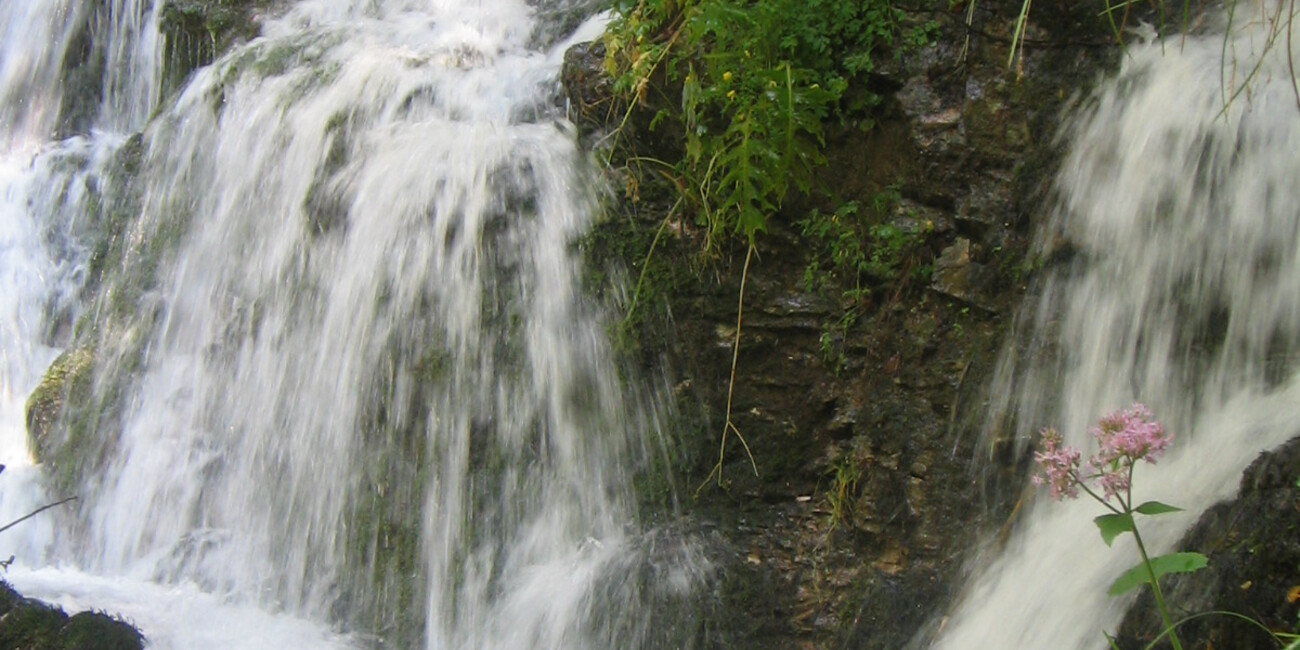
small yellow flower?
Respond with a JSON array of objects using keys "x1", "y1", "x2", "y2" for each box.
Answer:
[
  {"x1": 722, "y1": 71, "x2": 733, "y2": 82},
  {"x1": 726, "y1": 89, "x2": 736, "y2": 100}
]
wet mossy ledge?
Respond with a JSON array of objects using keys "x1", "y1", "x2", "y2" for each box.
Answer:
[
  {"x1": 0, "y1": 581, "x2": 143, "y2": 650},
  {"x1": 159, "y1": 0, "x2": 277, "y2": 98}
]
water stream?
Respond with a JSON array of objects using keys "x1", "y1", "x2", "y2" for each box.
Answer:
[
  {"x1": 0, "y1": 0, "x2": 702, "y2": 648},
  {"x1": 932, "y1": 8, "x2": 1300, "y2": 648}
]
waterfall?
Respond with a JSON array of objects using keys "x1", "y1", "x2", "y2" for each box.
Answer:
[
  {"x1": 932, "y1": 7, "x2": 1300, "y2": 649},
  {"x1": 0, "y1": 0, "x2": 162, "y2": 564},
  {"x1": 0, "y1": 0, "x2": 703, "y2": 648}
]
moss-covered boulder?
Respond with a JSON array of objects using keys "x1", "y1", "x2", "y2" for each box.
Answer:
[
  {"x1": 25, "y1": 347, "x2": 96, "y2": 486},
  {"x1": 0, "y1": 580, "x2": 143, "y2": 650}
]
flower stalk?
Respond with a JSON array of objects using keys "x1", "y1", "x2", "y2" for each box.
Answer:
[{"x1": 1032, "y1": 404, "x2": 1195, "y2": 649}]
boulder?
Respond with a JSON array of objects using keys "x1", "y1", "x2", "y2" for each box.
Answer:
[{"x1": 0, "y1": 580, "x2": 143, "y2": 650}]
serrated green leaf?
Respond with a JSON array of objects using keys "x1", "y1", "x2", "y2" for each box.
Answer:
[
  {"x1": 1094, "y1": 513, "x2": 1134, "y2": 547},
  {"x1": 1134, "y1": 501, "x2": 1183, "y2": 516},
  {"x1": 1107, "y1": 552, "x2": 1208, "y2": 596}
]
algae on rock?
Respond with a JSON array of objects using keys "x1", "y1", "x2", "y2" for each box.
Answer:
[{"x1": 25, "y1": 347, "x2": 96, "y2": 490}]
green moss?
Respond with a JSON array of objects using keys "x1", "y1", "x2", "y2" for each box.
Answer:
[
  {"x1": 341, "y1": 481, "x2": 426, "y2": 647},
  {"x1": 0, "y1": 582, "x2": 143, "y2": 650},
  {"x1": 337, "y1": 340, "x2": 435, "y2": 645},
  {"x1": 59, "y1": 611, "x2": 145, "y2": 650},
  {"x1": 159, "y1": 0, "x2": 264, "y2": 98},
  {"x1": 302, "y1": 110, "x2": 359, "y2": 238},
  {"x1": 577, "y1": 205, "x2": 694, "y2": 361},
  {"x1": 44, "y1": 129, "x2": 194, "y2": 498},
  {"x1": 0, "y1": 602, "x2": 66, "y2": 648},
  {"x1": 25, "y1": 347, "x2": 96, "y2": 490}
]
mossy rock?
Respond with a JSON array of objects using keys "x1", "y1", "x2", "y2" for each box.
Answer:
[
  {"x1": 0, "y1": 581, "x2": 143, "y2": 650},
  {"x1": 25, "y1": 347, "x2": 96, "y2": 466},
  {"x1": 159, "y1": 0, "x2": 270, "y2": 97}
]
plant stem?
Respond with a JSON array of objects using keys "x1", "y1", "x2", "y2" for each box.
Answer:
[
  {"x1": 696, "y1": 243, "x2": 759, "y2": 493},
  {"x1": 1131, "y1": 523, "x2": 1184, "y2": 650},
  {"x1": 0, "y1": 496, "x2": 77, "y2": 535},
  {"x1": 1120, "y1": 463, "x2": 1182, "y2": 650}
]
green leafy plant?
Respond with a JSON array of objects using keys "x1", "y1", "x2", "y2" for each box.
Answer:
[
  {"x1": 825, "y1": 454, "x2": 864, "y2": 531},
  {"x1": 798, "y1": 190, "x2": 932, "y2": 369},
  {"x1": 605, "y1": 0, "x2": 931, "y2": 252},
  {"x1": 799, "y1": 189, "x2": 932, "y2": 298}
]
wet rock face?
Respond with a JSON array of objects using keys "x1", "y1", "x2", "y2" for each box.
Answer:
[
  {"x1": 560, "y1": 40, "x2": 612, "y2": 144},
  {"x1": 0, "y1": 580, "x2": 144, "y2": 650},
  {"x1": 568, "y1": 1, "x2": 1119, "y2": 647},
  {"x1": 159, "y1": 0, "x2": 272, "y2": 98},
  {"x1": 1114, "y1": 437, "x2": 1300, "y2": 650}
]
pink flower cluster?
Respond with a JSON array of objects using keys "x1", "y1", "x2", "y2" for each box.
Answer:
[
  {"x1": 1033, "y1": 404, "x2": 1174, "y2": 502},
  {"x1": 1031, "y1": 427, "x2": 1081, "y2": 499}
]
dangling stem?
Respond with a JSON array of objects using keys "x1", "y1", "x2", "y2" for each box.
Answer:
[
  {"x1": 696, "y1": 243, "x2": 759, "y2": 494},
  {"x1": 0, "y1": 496, "x2": 78, "y2": 535}
]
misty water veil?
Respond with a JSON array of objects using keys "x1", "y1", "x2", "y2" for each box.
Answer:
[{"x1": 0, "y1": 0, "x2": 1297, "y2": 649}]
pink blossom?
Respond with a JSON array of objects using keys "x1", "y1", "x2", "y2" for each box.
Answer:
[
  {"x1": 1091, "y1": 403, "x2": 1173, "y2": 467},
  {"x1": 1033, "y1": 427, "x2": 1081, "y2": 500},
  {"x1": 1093, "y1": 461, "x2": 1131, "y2": 500},
  {"x1": 1033, "y1": 404, "x2": 1174, "y2": 503}
]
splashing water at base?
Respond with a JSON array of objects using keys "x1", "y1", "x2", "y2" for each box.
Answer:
[
  {"x1": 931, "y1": 9, "x2": 1300, "y2": 649},
  {"x1": 9, "y1": 566, "x2": 355, "y2": 650}
]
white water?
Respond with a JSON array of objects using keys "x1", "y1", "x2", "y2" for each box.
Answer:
[
  {"x1": 0, "y1": 0, "x2": 697, "y2": 648},
  {"x1": 933, "y1": 8, "x2": 1300, "y2": 649}
]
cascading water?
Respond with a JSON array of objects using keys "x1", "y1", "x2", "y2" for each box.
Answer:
[
  {"x1": 930, "y1": 7, "x2": 1300, "y2": 649},
  {"x1": 0, "y1": 0, "x2": 163, "y2": 578},
  {"x1": 0, "y1": 0, "x2": 704, "y2": 648}
]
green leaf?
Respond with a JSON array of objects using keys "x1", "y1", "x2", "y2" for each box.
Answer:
[
  {"x1": 1103, "y1": 630, "x2": 1121, "y2": 650},
  {"x1": 1094, "y1": 513, "x2": 1134, "y2": 547},
  {"x1": 1134, "y1": 501, "x2": 1183, "y2": 516},
  {"x1": 1107, "y1": 552, "x2": 1209, "y2": 596}
]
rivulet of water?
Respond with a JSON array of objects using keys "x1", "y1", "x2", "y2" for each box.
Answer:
[
  {"x1": 931, "y1": 8, "x2": 1300, "y2": 649},
  {"x1": 0, "y1": 1, "x2": 704, "y2": 648}
]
